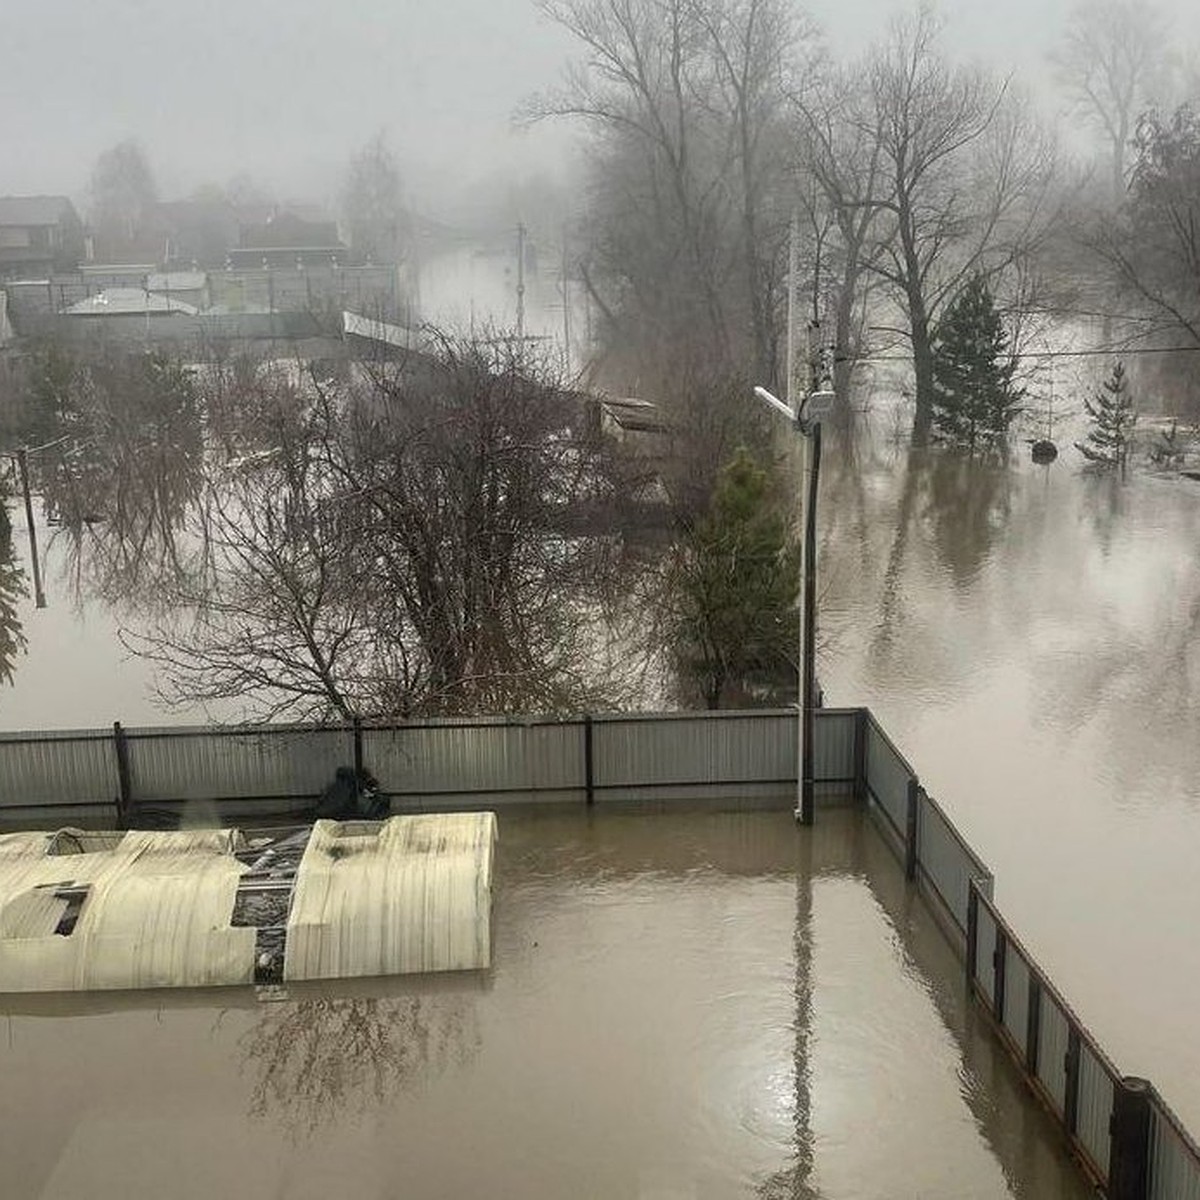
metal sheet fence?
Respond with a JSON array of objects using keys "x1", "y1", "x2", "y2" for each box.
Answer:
[
  {"x1": 0, "y1": 709, "x2": 861, "y2": 823},
  {"x1": 864, "y1": 715, "x2": 911, "y2": 840},
  {"x1": 126, "y1": 725, "x2": 352, "y2": 805},
  {"x1": 1149, "y1": 1101, "x2": 1200, "y2": 1200},
  {"x1": 917, "y1": 790, "x2": 992, "y2": 935},
  {"x1": 0, "y1": 729, "x2": 119, "y2": 825},
  {"x1": 364, "y1": 719, "x2": 584, "y2": 806},
  {"x1": 968, "y1": 884, "x2": 1155, "y2": 1193}
]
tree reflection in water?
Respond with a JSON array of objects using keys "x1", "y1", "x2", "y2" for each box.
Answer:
[
  {"x1": 0, "y1": 477, "x2": 26, "y2": 684},
  {"x1": 237, "y1": 984, "x2": 482, "y2": 1138}
]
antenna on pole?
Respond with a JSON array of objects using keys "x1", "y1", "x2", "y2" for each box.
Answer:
[{"x1": 516, "y1": 222, "x2": 526, "y2": 354}]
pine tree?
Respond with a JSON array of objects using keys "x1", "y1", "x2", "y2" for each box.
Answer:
[
  {"x1": 1076, "y1": 361, "x2": 1138, "y2": 475},
  {"x1": 670, "y1": 447, "x2": 799, "y2": 709},
  {"x1": 930, "y1": 275, "x2": 1024, "y2": 454}
]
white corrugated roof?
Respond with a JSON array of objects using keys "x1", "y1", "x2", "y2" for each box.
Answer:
[
  {"x1": 62, "y1": 288, "x2": 200, "y2": 316},
  {"x1": 0, "y1": 815, "x2": 497, "y2": 993}
]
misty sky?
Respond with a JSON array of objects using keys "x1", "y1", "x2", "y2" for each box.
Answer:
[{"x1": 3, "y1": 0, "x2": 1198, "y2": 215}]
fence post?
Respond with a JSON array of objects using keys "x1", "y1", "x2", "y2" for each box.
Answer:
[
  {"x1": 353, "y1": 716, "x2": 364, "y2": 776},
  {"x1": 584, "y1": 715, "x2": 595, "y2": 805},
  {"x1": 1026, "y1": 975, "x2": 1042, "y2": 1077},
  {"x1": 1108, "y1": 1077, "x2": 1152, "y2": 1200},
  {"x1": 904, "y1": 780, "x2": 920, "y2": 881},
  {"x1": 853, "y1": 708, "x2": 869, "y2": 804},
  {"x1": 112, "y1": 721, "x2": 133, "y2": 829},
  {"x1": 966, "y1": 880, "x2": 980, "y2": 997},
  {"x1": 1064, "y1": 1025, "x2": 1082, "y2": 1137}
]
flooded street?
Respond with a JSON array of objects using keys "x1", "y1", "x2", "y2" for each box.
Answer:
[{"x1": 0, "y1": 808, "x2": 1088, "y2": 1199}]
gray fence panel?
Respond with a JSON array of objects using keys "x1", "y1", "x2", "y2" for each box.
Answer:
[
  {"x1": 1149, "y1": 1106, "x2": 1200, "y2": 1200},
  {"x1": 0, "y1": 731, "x2": 119, "y2": 812},
  {"x1": 1075, "y1": 1045, "x2": 1114, "y2": 1180},
  {"x1": 366, "y1": 721, "x2": 583, "y2": 801},
  {"x1": 864, "y1": 718, "x2": 911, "y2": 837},
  {"x1": 814, "y1": 710, "x2": 857, "y2": 782},
  {"x1": 975, "y1": 902, "x2": 997, "y2": 1008},
  {"x1": 1001, "y1": 946, "x2": 1031, "y2": 1060},
  {"x1": 125, "y1": 726, "x2": 350, "y2": 803},
  {"x1": 594, "y1": 712, "x2": 793, "y2": 790},
  {"x1": 916, "y1": 793, "x2": 991, "y2": 933},
  {"x1": 1036, "y1": 994, "x2": 1071, "y2": 1118}
]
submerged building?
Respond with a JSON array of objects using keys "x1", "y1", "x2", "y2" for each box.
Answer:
[{"x1": 0, "y1": 814, "x2": 497, "y2": 993}]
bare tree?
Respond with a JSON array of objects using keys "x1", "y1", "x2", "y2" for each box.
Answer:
[
  {"x1": 342, "y1": 131, "x2": 408, "y2": 269},
  {"x1": 89, "y1": 139, "x2": 158, "y2": 255},
  {"x1": 120, "y1": 335, "x2": 634, "y2": 721},
  {"x1": 859, "y1": 8, "x2": 1057, "y2": 445},
  {"x1": 1051, "y1": 0, "x2": 1171, "y2": 202},
  {"x1": 530, "y1": 0, "x2": 799, "y2": 392}
]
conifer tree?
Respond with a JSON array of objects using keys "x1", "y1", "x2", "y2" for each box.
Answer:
[
  {"x1": 670, "y1": 447, "x2": 799, "y2": 709},
  {"x1": 1076, "y1": 361, "x2": 1138, "y2": 475},
  {"x1": 930, "y1": 275, "x2": 1024, "y2": 454}
]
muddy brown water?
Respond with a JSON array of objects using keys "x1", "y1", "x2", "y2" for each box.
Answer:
[
  {"x1": 0, "y1": 808, "x2": 1091, "y2": 1199},
  {"x1": 816, "y1": 434, "x2": 1200, "y2": 1130}
]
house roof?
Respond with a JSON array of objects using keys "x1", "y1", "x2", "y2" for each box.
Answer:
[
  {"x1": 0, "y1": 195, "x2": 76, "y2": 227},
  {"x1": 62, "y1": 288, "x2": 200, "y2": 316}
]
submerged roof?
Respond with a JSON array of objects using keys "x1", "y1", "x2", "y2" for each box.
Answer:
[{"x1": 0, "y1": 814, "x2": 497, "y2": 994}]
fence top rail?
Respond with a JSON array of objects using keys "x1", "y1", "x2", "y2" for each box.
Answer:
[
  {"x1": 921, "y1": 788, "x2": 993, "y2": 887},
  {"x1": 865, "y1": 711, "x2": 920, "y2": 780},
  {"x1": 0, "y1": 707, "x2": 867, "y2": 745},
  {"x1": 0, "y1": 728, "x2": 118, "y2": 746},
  {"x1": 971, "y1": 881, "x2": 1122, "y2": 1088}
]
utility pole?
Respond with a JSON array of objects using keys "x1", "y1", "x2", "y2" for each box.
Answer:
[
  {"x1": 15, "y1": 448, "x2": 46, "y2": 609},
  {"x1": 560, "y1": 227, "x2": 572, "y2": 374},
  {"x1": 516, "y1": 222, "x2": 527, "y2": 355}
]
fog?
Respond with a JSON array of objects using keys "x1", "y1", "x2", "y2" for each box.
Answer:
[{"x1": 4, "y1": 0, "x2": 1199, "y2": 217}]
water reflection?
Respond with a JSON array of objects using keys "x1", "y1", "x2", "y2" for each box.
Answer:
[
  {"x1": 35, "y1": 349, "x2": 206, "y2": 610},
  {"x1": 238, "y1": 982, "x2": 483, "y2": 1138}
]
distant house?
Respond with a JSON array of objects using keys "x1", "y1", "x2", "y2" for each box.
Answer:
[
  {"x1": 229, "y1": 208, "x2": 348, "y2": 269},
  {"x1": 0, "y1": 196, "x2": 85, "y2": 279}
]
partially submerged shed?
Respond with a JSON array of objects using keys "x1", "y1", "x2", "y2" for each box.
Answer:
[{"x1": 0, "y1": 814, "x2": 497, "y2": 994}]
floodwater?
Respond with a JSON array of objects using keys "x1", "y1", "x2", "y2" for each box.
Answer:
[
  {"x1": 816, "y1": 427, "x2": 1200, "y2": 1131},
  {"x1": 0, "y1": 808, "x2": 1089, "y2": 1200},
  {"x1": 6, "y1": 395, "x2": 1200, "y2": 1142}
]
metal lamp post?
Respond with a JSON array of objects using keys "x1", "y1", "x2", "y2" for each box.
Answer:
[{"x1": 753, "y1": 381, "x2": 835, "y2": 825}]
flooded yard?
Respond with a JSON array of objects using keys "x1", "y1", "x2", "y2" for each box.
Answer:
[{"x1": 0, "y1": 807, "x2": 1089, "y2": 1199}]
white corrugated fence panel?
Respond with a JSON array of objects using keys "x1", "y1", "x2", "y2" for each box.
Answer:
[
  {"x1": 1149, "y1": 1106, "x2": 1200, "y2": 1200},
  {"x1": 1036, "y1": 994, "x2": 1071, "y2": 1117},
  {"x1": 1075, "y1": 1045, "x2": 1114, "y2": 1180},
  {"x1": 1001, "y1": 945, "x2": 1031, "y2": 1059}
]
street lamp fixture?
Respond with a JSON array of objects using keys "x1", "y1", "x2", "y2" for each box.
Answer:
[{"x1": 752, "y1": 382, "x2": 835, "y2": 825}]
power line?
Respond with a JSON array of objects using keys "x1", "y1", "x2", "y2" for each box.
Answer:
[{"x1": 844, "y1": 343, "x2": 1200, "y2": 365}]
